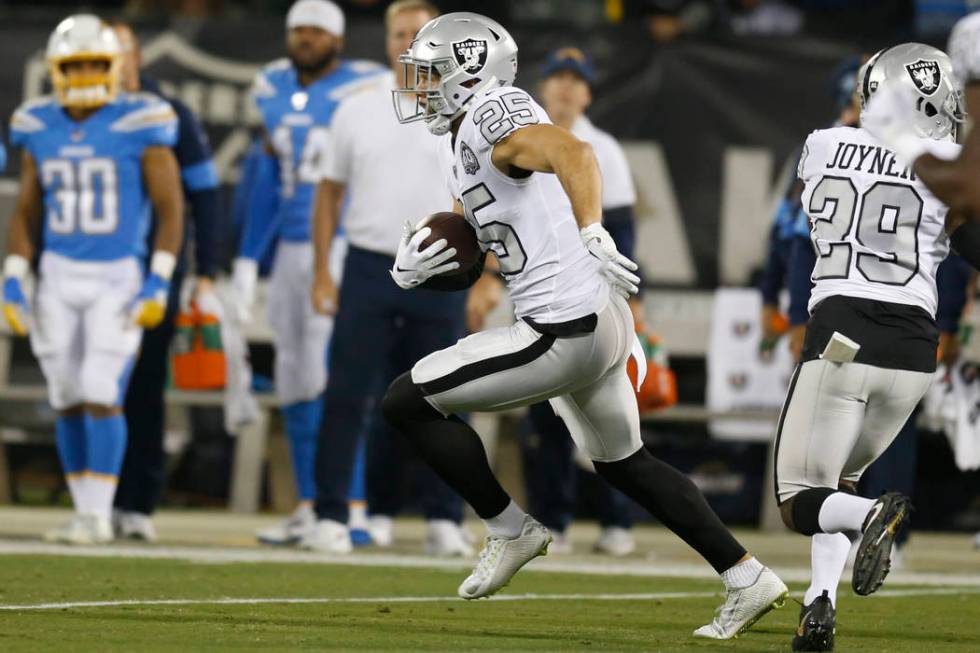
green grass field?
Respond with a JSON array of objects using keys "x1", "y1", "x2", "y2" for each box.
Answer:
[{"x1": 1, "y1": 554, "x2": 978, "y2": 652}]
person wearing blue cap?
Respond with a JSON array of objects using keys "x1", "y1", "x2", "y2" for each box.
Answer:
[{"x1": 517, "y1": 47, "x2": 641, "y2": 557}]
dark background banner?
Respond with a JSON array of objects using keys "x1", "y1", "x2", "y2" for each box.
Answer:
[{"x1": 0, "y1": 16, "x2": 856, "y2": 287}]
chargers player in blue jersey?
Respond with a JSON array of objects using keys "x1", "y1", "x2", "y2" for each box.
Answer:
[
  {"x1": 1, "y1": 15, "x2": 183, "y2": 545},
  {"x1": 229, "y1": 0, "x2": 384, "y2": 545}
]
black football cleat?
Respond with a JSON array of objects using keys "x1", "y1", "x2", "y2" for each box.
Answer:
[
  {"x1": 792, "y1": 591, "x2": 836, "y2": 651},
  {"x1": 852, "y1": 492, "x2": 912, "y2": 596}
]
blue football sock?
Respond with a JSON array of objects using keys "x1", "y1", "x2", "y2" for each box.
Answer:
[
  {"x1": 84, "y1": 414, "x2": 128, "y2": 479},
  {"x1": 55, "y1": 414, "x2": 87, "y2": 475},
  {"x1": 349, "y1": 435, "x2": 367, "y2": 503},
  {"x1": 282, "y1": 399, "x2": 323, "y2": 502}
]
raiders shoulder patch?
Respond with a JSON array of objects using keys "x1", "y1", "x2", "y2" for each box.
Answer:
[
  {"x1": 452, "y1": 39, "x2": 488, "y2": 75},
  {"x1": 461, "y1": 141, "x2": 480, "y2": 175},
  {"x1": 906, "y1": 59, "x2": 941, "y2": 96}
]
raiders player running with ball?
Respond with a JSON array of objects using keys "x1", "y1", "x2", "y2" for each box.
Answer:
[
  {"x1": 776, "y1": 45, "x2": 965, "y2": 652},
  {"x1": 380, "y1": 12, "x2": 787, "y2": 639}
]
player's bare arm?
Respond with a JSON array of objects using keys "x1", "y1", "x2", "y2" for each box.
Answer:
[
  {"x1": 143, "y1": 145, "x2": 184, "y2": 256},
  {"x1": 491, "y1": 123, "x2": 639, "y2": 296},
  {"x1": 133, "y1": 145, "x2": 184, "y2": 329},
  {"x1": 310, "y1": 178, "x2": 345, "y2": 314},
  {"x1": 491, "y1": 124, "x2": 602, "y2": 228},
  {"x1": 915, "y1": 84, "x2": 980, "y2": 216},
  {"x1": 6, "y1": 149, "x2": 43, "y2": 261},
  {"x1": 1, "y1": 150, "x2": 43, "y2": 336}
]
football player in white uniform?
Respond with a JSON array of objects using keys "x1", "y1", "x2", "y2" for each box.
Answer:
[
  {"x1": 775, "y1": 44, "x2": 964, "y2": 651},
  {"x1": 381, "y1": 12, "x2": 788, "y2": 639},
  {"x1": 863, "y1": 27, "x2": 980, "y2": 264}
]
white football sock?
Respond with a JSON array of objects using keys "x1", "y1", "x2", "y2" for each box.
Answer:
[
  {"x1": 484, "y1": 500, "x2": 527, "y2": 539},
  {"x1": 804, "y1": 531, "x2": 856, "y2": 607},
  {"x1": 817, "y1": 492, "x2": 875, "y2": 533},
  {"x1": 86, "y1": 476, "x2": 118, "y2": 521},
  {"x1": 66, "y1": 475, "x2": 87, "y2": 514},
  {"x1": 721, "y1": 555, "x2": 764, "y2": 590}
]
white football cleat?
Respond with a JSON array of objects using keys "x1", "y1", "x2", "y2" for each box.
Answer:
[
  {"x1": 593, "y1": 526, "x2": 635, "y2": 557},
  {"x1": 693, "y1": 567, "x2": 788, "y2": 640},
  {"x1": 300, "y1": 518, "x2": 353, "y2": 554},
  {"x1": 458, "y1": 516, "x2": 551, "y2": 600},
  {"x1": 367, "y1": 515, "x2": 394, "y2": 547},
  {"x1": 425, "y1": 519, "x2": 473, "y2": 557},
  {"x1": 256, "y1": 504, "x2": 315, "y2": 546},
  {"x1": 45, "y1": 514, "x2": 113, "y2": 545},
  {"x1": 115, "y1": 511, "x2": 157, "y2": 542}
]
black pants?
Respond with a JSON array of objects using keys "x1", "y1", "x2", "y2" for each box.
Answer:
[
  {"x1": 520, "y1": 402, "x2": 633, "y2": 532},
  {"x1": 114, "y1": 262, "x2": 185, "y2": 515},
  {"x1": 314, "y1": 246, "x2": 466, "y2": 523}
]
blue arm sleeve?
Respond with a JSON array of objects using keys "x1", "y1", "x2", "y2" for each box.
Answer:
[
  {"x1": 169, "y1": 98, "x2": 220, "y2": 276},
  {"x1": 186, "y1": 188, "x2": 221, "y2": 278},
  {"x1": 0, "y1": 142, "x2": 6, "y2": 172},
  {"x1": 787, "y1": 235, "x2": 815, "y2": 326},
  {"x1": 237, "y1": 148, "x2": 281, "y2": 261},
  {"x1": 759, "y1": 224, "x2": 787, "y2": 306},
  {"x1": 603, "y1": 205, "x2": 636, "y2": 260},
  {"x1": 936, "y1": 254, "x2": 971, "y2": 334}
]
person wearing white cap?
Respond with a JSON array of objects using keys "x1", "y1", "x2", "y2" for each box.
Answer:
[{"x1": 230, "y1": 0, "x2": 384, "y2": 547}]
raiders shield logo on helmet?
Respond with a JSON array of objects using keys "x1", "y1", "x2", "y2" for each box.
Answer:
[
  {"x1": 452, "y1": 38, "x2": 488, "y2": 75},
  {"x1": 461, "y1": 141, "x2": 480, "y2": 175},
  {"x1": 905, "y1": 59, "x2": 941, "y2": 96}
]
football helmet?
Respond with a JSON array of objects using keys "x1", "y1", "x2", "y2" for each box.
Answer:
[
  {"x1": 393, "y1": 12, "x2": 518, "y2": 135},
  {"x1": 47, "y1": 14, "x2": 122, "y2": 109},
  {"x1": 858, "y1": 43, "x2": 963, "y2": 141}
]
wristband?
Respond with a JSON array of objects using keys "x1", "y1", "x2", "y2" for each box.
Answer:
[
  {"x1": 150, "y1": 251, "x2": 177, "y2": 281},
  {"x1": 3, "y1": 255, "x2": 29, "y2": 280}
]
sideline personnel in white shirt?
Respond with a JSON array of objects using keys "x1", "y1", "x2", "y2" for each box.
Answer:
[
  {"x1": 520, "y1": 47, "x2": 642, "y2": 557},
  {"x1": 306, "y1": 0, "x2": 494, "y2": 555}
]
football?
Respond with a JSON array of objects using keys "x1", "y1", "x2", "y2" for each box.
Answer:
[{"x1": 417, "y1": 211, "x2": 482, "y2": 273}]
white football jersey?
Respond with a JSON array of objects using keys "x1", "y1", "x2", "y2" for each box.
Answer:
[
  {"x1": 949, "y1": 11, "x2": 980, "y2": 84},
  {"x1": 439, "y1": 86, "x2": 607, "y2": 323},
  {"x1": 799, "y1": 126, "x2": 960, "y2": 317}
]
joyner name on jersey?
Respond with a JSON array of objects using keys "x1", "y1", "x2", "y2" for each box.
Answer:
[{"x1": 823, "y1": 140, "x2": 917, "y2": 181}]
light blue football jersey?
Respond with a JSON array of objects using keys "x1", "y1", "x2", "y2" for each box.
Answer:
[
  {"x1": 251, "y1": 58, "x2": 384, "y2": 242},
  {"x1": 10, "y1": 93, "x2": 178, "y2": 262}
]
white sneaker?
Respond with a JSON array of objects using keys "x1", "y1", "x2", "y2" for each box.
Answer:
[
  {"x1": 256, "y1": 504, "x2": 315, "y2": 546},
  {"x1": 593, "y1": 527, "x2": 635, "y2": 557},
  {"x1": 458, "y1": 516, "x2": 551, "y2": 600},
  {"x1": 300, "y1": 518, "x2": 353, "y2": 554},
  {"x1": 367, "y1": 515, "x2": 394, "y2": 548},
  {"x1": 547, "y1": 531, "x2": 573, "y2": 555},
  {"x1": 693, "y1": 567, "x2": 788, "y2": 640},
  {"x1": 425, "y1": 519, "x2": 473, "y2": 557},
  {"x1": 44, "y1": 514, "x2": 113, "y2": 545},
  {"x1": 116, "y1": 511, "x2": 157, "y2": 542}
]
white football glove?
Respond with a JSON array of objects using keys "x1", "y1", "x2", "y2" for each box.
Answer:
[
  {"x1": 581, "y1": 223, "x2": 640, "y2": 298},
  {"x1": 230, "y1": 257, "x2": 258, "y2": 324},
  {"x1": 861, "y1": 84, "x2": 929, "y2": 163},
  {"x1": 390, "y1": 220, "x2": 460, "y2": 289}
]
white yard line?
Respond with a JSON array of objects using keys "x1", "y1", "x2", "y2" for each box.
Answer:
[
  {"x1": 1, "y1": 539, "x2": 979, "y2": 588},
  {"x1": 1, "y1": 587, "x2": 978, "y2": 612}
]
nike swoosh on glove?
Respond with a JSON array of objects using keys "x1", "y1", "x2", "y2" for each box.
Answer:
[
  {"x1": 130, "y1": 273, "x2": 170, "y2": 328},
  {"x1": 390, "y1": 220, "x2": 460, "y2": 289},
  {"x1": 2, "y1": 277, "x2": 29, "y2": 336},
  {"x1": 581, "y1": 223, "x2": 641, "y2": 298}
]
